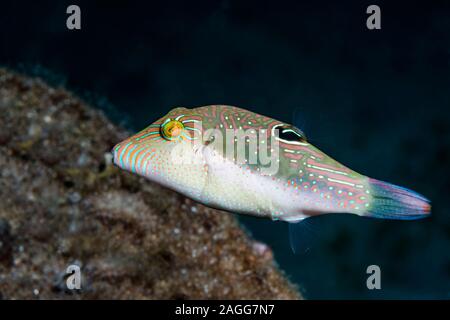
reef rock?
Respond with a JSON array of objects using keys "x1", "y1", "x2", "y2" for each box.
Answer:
[{"x1": 0, "y1": 69, "x2": 301, "y2": 299}]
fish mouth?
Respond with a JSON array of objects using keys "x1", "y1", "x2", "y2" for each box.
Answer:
[
  {"x1": 112, "y1": 145, "x2": 118, "y2": 164},
  {"x1": 366, "y1": 178, "x2": 431, "y2": 220},
  {"x1": 111, "y1": 140, "x2": 136, "y2": 172},
  {"x1": 112, "y1": 142, "x2": 124, "y2": 168},
  {"x1": 112, "y1": 139, "x2": 161, "y2": 177}
]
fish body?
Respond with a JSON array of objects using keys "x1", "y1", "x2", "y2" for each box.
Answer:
[{"x1": 113, "y1": 105, "x2": 430, "y2": 223}]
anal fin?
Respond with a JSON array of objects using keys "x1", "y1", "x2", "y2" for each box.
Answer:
[{"x1": 288, "y1": 216, "x2": 323, "y2": 254}]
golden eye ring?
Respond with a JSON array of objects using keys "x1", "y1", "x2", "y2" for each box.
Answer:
[{"x1": 161, "y1": 119, "x2": 185, "y2": 140}]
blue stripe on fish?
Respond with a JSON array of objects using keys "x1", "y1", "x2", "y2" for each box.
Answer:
[
  {"x1": 119, "y1": 142, "x2": 133, "y2": 169},
  {"x1": 137, "y1": 149, "x2": 154, "y2": 173},
  {"x1": 124, "y1": 145, "x2": 138, "y2": 171},
  {"x1": 131, "y1": 146, "x2": 148, "y2": 173}
]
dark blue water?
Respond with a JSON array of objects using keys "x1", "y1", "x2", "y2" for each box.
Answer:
[{"x1": 1, "y1": 0, "x2": 449, "y2": 298}]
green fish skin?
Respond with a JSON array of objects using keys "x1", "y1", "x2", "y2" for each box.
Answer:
[{"x1": 113, "y1": 105, "x2": 431, "y2": 223}]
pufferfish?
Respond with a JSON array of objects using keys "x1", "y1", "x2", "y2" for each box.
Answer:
[{"x1": 112, "y1": 105, "x2": 431, "y2": 251}]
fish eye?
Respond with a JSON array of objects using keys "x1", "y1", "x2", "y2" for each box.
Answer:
[
  {"x1": 161, "y1": 119, "x2": 185, "y2": 140},
  {"x1": 278, "y1": 125, "x2": 307, "y2": 143}
]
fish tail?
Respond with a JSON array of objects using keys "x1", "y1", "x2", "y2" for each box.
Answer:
[{"x1": 364, "y1": 178, "x2": 431, "y2": 220}]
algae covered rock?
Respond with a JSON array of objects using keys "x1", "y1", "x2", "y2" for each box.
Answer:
[{"x1": 0, "y1": 69, "x2": 301, "y2": 299}]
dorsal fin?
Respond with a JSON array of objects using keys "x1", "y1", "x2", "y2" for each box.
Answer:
[{"x1": 275, "y1": 124, "x2": 307, "y2": 144}]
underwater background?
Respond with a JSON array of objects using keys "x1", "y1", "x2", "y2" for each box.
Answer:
[{"x1": 1, "y1": 0, "x2": 449, "y2": 298}]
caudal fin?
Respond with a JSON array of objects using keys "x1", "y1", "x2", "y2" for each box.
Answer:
[{"x1": 365, "y1": 178, "x2": 431, "y2": 220}]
